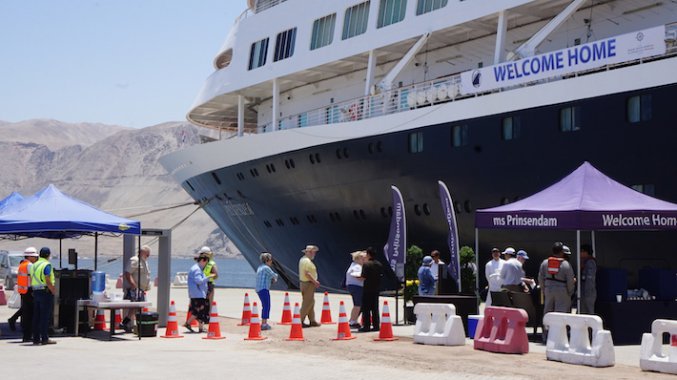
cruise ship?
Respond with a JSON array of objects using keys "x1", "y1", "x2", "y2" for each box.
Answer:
[{"x1": 161, "y1": 0, "x2": 677, "y2": 291}]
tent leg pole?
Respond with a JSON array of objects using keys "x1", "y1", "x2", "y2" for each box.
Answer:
[
  {"x1": 576, "y1": 230, "x2": 581, "y2": 314},
  {"x1": 94, "y1": 233, "x2": 98, "y2": 271},
  {"x1": 475, "y1": 228, "x2": 480, "y2": 311},
  {"x1": 591, "y1": 231, "x2": 596, "y2": 258}
]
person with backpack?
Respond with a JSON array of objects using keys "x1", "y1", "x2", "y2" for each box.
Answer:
[{"x1": 538, "y1": 242, "x2": 575, "y2": 316}]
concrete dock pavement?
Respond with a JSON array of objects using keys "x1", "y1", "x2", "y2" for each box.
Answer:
[{"x1": 0, "y1": 287, "x2": 664, "y2": 380}]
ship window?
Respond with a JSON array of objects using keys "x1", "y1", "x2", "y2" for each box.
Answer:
[
  {"x1": 560, "y1": 106, "x2": 581, "y2": 132},
  {"x1": 211, "y1": 172, "x2": 222, "y2": 185},
  {"x1": 464, "y1": 200, "x2": 473, "y2": 213},
  {"x1": 627, "y1": 94, "x2": 652, "y2": 123},
  {"x1": 248, "y1": 38, "x2": 269, "y2": 70},
  {"x1": 409, "y1": 132, "x2": 423, "y2": 153},
  {"x1": 378, "y1": 0, "x2": 407, "y2": 28},
  {"x1": 342, "y1": 1, "x2": 370, "y2": 40},
  {"x1": 380, "y1": 207, "x2": 388, "y2": 218},
  {"x1": 297, "y1": 112, "x2": 308, "y2": 128},
  {"x1": 631, "y1": 184, "x2": 655, "y2": 196},
  {"x1": 325, "y1": 105, "x2": 340, "y2": 124},
  {"x1": 416, "y1": 0, "x2": 447, "y2": 15},
  {"x1": 185, "y1": 181, "x2": 195, "y2": 192},
  {"x1": 264, "y1": 221, "x2": 272, "y2": 228},
  {"x1": 451, "y1": 125, "x2": 468, "y2": 147},
  {"x1": 274, "y1": 27, "x2": 297, "y2": 62},
  {"x1": 311, "y1": 13, "x2": 336, "y2": 50},
  {"x1": 502, "y1": 116, "x2": 520, "y2": 140},
  {"x1": 422, "y1": 203, "x2": 431, "y2": 215},
  {"x1": 414, "y1": 204, "x2": 422, "y2": 216}
]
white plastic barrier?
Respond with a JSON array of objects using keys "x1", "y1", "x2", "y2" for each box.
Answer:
[
  {"x1": 640, "y1": 319, "x2": 677, "y2": 374},
  {"x1": 543, "y1": 312, "x2": 615, "y2": 367},
  {"x1": 172, "y1": 272, "x2": 188, "y2": 287},
  {"x1": 413, "y1": 303, "x2": 465, "y2": 346}
]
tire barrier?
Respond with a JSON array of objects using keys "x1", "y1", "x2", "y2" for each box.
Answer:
[
  {"x1": 543, "y1": 312, "x2": 614, "y2": 367},
  {"x1": 640, "y1": 319, "x2": 677, "y2": 374},
  {"x1": 413, "y1": 303, "x2": 465, "y2": 346},
  {"x1": 474, "y1": 306, "x2": 529, "y2": 354}
]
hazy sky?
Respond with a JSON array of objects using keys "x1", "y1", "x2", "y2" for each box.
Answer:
[{"x1": 0, "y1": 1, "x2": 243, "y2": 128}]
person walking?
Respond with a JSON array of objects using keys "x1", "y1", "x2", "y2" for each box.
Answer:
[
  {"x1": 184, "y1": 253, "x2": 214, "y2": 332},
  {"x1": 484, "y1": 247, "x2": 504, "y2": 307},
  {"x1": 256, "y1": 252, "x2": 278, "y2": 330},
  {"x1": 579, "y1": 244, "x2": 597, "y2": 314},
  {"x1": 30, "y1": 247, "x2": 56, "y2": 345},
  {"x1": 298, "y1": 245, "x2": 320, "y2": 327},
  {"x1": 345, "y1": 250, "x2": 365, "y2": 329},
  {"x1": 7, "y1": 247, "x2": 39, "y2": 342},
  {"x1": 417, "y1": 256, "x2": 436, "y2": 295},
  {"x1": 199, "y1": 246, "x2": 219, "y2": 304},
  {"x1": 121, "y1": 245, "x2": 151, "y2": 332},
  {"x1": 538, "y1": 242, "x2": 576, "y2": 315},
  {"x1": 359, "y1": 247, "x2": 383, "y2": 333}
]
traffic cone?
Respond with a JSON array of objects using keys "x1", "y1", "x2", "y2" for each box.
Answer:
[
  {"x1": 244, "y1": 302, "x2": 267, "y2": 341},
  {"x1": 279, "y1": 292, "x2": 293, "y2": 325},
  {"x1": 0, "y1": 285, "x2": 7, "y2": 306},
  {"x1": 203, "y1": 301, "x2": 225, "y2": 340},
  {"x1": 374, "y1": 301, "x2": 398, "y2": 341},
  {"x1": 237, "y1": 293, "x2": 252, "y2": 326},
  {"x1": 286, "y1": 302, "x2": 304, "y2": 341},
  {"x1": 320, "y1": 292, "x2": 335, "y2": 324},
  {"x1": 114, "y1": 309, "x2": 122, "y2": 329},
  {"x1": 185, "y1": 305, "x2": 199, "y2": 327},
  {"x1": 94, "y1": 308, "x2": 107, "y2": 331},
  {"x1": 332, "y1": 301, "x2": 356, "y2": 341},
  {"x1": 161, "y1": 300, "x2": 184, "y2": 338}
]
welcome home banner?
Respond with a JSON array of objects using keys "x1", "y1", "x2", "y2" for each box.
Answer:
[
  {"x1": 383, "y1": 185, "x2": 406, "y2": 282},
  {"x1": 460, "y1": 26, "x2": 666, "y2": 94}
]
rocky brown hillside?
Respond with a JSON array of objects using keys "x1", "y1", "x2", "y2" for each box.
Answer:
[{"x1": 0, "y1": 119, "x2": 237, "y2": 258}]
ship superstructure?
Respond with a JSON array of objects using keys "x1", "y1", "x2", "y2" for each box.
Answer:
[{"x1": 162, "y1": 0, "x2": 677, "y2": 289}]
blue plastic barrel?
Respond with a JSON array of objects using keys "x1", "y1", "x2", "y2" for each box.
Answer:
[{"x1": 91, "y1": 271, "x2": 106, "y2": 293}]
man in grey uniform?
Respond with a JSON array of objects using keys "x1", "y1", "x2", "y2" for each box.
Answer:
[
  {"x1": 579, "y1": 244, "x2": 597, "y2": 314},
  {"x1": 538, "y1": 242, "x2": 575, "y2": 315}
]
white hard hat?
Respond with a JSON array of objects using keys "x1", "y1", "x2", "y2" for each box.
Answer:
[
  {"x1": 198, "y1": 246, "x2": 212, "y2": 254},
  {"x1": 24, "y1": 246, "x2": 39, "y2": 257}
]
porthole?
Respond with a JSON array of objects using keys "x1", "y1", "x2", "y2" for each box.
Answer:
[
  {"x1": 414, "y1": 204, "x2": 422, "y2": 216},
  {"x1": 464, "y1": 200, "x2": 473, "y2": 213},
  {"x1": 380, "y1": 207, "x2": 388, "y2": 218},
  {"x1": 343, "y1": 148, "x2": 349, "y2": 158},
  {"x1": 422, "y1": 203, "x2": 431, "y2": 215}
]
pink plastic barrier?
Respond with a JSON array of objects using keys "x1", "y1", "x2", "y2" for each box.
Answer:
[{"x1": 474, "y1": 306, "x2": 529, "y2": 354}]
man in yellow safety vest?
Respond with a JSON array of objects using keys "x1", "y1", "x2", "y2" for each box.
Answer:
[
  {"x1": 199, "y1": 246, "x2": 218, "y2": 304},
  {"x1": 30, "y1": 247, "x2": 56, "y2": 345}
]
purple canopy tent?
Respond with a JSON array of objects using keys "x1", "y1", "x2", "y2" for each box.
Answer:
[{"x1": 474, "y1": 161, "x2": 677, "y2": 311}]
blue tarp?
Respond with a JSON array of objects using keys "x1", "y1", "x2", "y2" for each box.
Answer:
[{"x1": 0, "y1": 184, "x2": 140, "y2": 238}]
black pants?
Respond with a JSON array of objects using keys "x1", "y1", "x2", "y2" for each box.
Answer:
[
  {"x1": 361, "y1": 290, "x2": 380, "y2": 331},
  {"x1": 32, "y1": 290, "x2": 53, "y2": 344},
  {"x1": 20, "y1": 291, "x2": 34, "y2": 341}
]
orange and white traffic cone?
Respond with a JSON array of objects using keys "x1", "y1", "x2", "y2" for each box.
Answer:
[
  {"x1": 237, "y1": 293, "x2": 252, "y2": 326},
  {"x1": 93, "y1": 308, "x2": 107, "y2": 331},
  {"x1": 279, "y1": 292, "x2": 293, "y2": 325},
  {"x1": 185, "y1": 305, "x2": 199, "y2": 327},
  {"x1": 320, "y1": 292, "x2": 335, "y2": 324},
  {"x1": 203, "y1": 301, "x2": 225, "y2": 340},
  {"x1": 286, "y1": 302, "x2": 304, "y2": 341},
  {"x1": 374, "y1": 301, "x2": 398, "y2": 341},
  {"x1": 332, "y1": 301, "x2": 356, "y2": 341},
  {"x1": 244, "y1": 302, "x2": 267, "y2": 341},
  {"x1": 114, "y1": 309, "x2": 122, "y2": 328},
  {"x1": 161, "y1": 300, "x2": 184, "y2": 338},
  {"x1": 0, "y1": 285, "x2": 8, "y2": 306}
]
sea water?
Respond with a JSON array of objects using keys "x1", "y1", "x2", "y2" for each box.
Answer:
[{"x1": 47, "y1": 256, "x2": 256, "y2": 289}]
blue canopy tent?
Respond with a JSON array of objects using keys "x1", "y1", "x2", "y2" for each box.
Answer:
[
  {"x1": 0, "y1": 192, "x2": 24, "y2": 213},
  {"x1": 0, "y1": 184, "x2": 140, "y2": 268}
]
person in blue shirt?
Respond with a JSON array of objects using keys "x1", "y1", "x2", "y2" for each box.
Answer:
[
  {"x1": 418, "y1": 256, "x2": 436, "y2": 295},
  {"x1": 184, "y1": 253, "x2": 214, "y2": 333},
  {"x1": 256, "y1": 252, "x2": 278, "y2": 330}
]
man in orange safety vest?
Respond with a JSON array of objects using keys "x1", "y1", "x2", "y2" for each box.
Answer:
[{"x1": 7, "y1": 247, "x2": 40, "y2": 342}]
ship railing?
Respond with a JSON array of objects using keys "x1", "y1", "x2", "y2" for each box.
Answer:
[
  {"x1": 257, "y1": 22, "x2": 677, "y2": 134},
  {"x1": 259, "y1": 75, "x2": 464, "y2": 133}
]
